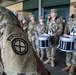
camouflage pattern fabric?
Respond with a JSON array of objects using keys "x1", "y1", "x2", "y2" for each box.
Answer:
[
  {"x1": 35, "y1": 23, "x2": 46, "y2": 58},
  {"x1": 46, "y1": 17, "x2": 63, "y2": 59},
  {"x1": 64, "y1": 16, "x2": 76, "y2": 66},
  {"x1": 27, "y1": 21, "x2": 37, "y2": 51},
  {"x1": 0, "y1": 5, "x2": 51, "y2": 75}
]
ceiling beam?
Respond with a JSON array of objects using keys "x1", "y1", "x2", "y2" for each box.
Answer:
[{"x1": 0, "y1": 0, "x2": 18, "y2": 4}]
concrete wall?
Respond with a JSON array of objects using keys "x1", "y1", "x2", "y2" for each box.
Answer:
[
  {"x1": 5, "y1": 2, "x2": 23, "y2": 19},
  {"x1": 5, "y1": 2, "x2": 32, "y2": 20},
  {"x1": 6, "y1": 2, "x2": 23, "y2": 11},
  {"x1": 70, "y1": 0, "x2": 76, "y2": 2},
  {"x1": 18, "y1": 10, "x2": 32, "y2": 21},
  {"x1": 18, "y1": 11, "x2": 23, "y2": 20},
  {"x1": 70, "y1": 0, "x2": 76, "y2": 16}
]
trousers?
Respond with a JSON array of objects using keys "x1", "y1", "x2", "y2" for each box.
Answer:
[{"x1": 46, "y1": 46, "x2": 57, "y2": 60}]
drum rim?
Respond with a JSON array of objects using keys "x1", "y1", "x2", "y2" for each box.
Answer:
[
  {"x1": 38, "y1": 46, "x2": 51, "y2": 48},
  {"x1": 58, "y1": 48, "x2": 75, "y2": 52},
  {"x1": 38, "y1": 34, "x2": 50, "y2": 40},
  {"x1": 60, "y1": 35, "x2": 75, "y2": 38},
  {"x1": 57, "y1": 45, "x2": 75, "y2": 52},
  {"x1": 38, "y1": 38, "x2": 50, "y2": 40},
  {"x1": 38, "y1": 34, "x2": 50, "y2": 37},
  {"x1": 60, "y1": 35, "x2": 75, "y2": 42}
]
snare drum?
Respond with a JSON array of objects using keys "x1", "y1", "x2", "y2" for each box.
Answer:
[
  {"x1": 38, "y1": 34, "x2": 51, "y2": 48},
  {"x1": 57, "y1": 35, "x2": 76, "y2": 52}
]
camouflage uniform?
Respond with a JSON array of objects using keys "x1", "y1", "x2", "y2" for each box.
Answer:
[
  {"x1": 27, "y1": 20, "x2": 37, "y2": 51},
  {"x1": 62, "y1": 3, "x2": 76, "y2": 75},
  {"x1": 46, "y1": 17, "x2": 62, "y2": 61},
  {"x1": 62, "y1": 15, "x2": 76, "y2": 75},
  {"x1": 22, "y1": 22, "x2": 28, "y2": 34},
  {"x1": 44, "y1": 9, "x2": 63, "y2": 67},
  {"x1": 35, "y1": 16, "x2": 46, "y2": 60},
  {"x1": 0, "y1": 5, "x2": 51, "y2": 75},
  {"x1": 63, "y1": 17, "x2": 74, "y2": 66}
]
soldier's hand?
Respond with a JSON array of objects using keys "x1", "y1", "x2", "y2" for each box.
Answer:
[
  {"x1": 23, "y1": 28, "x2": 25, "y2": 30},
  {"x1": 29, "y1": 34, "x2": 32, "y2": 37},
  {"x1": 23, "y1": 27, "x2": 27, "y2": 30},
  {"x1": 63, "y1": 34, "x2": 68, "y2": 36},
  {"x1": 43, "y1": 33, "x2": 47, "y2": 35},
  {"x1": 50, "y1": 34, "x2": 55, "y2": 36}
]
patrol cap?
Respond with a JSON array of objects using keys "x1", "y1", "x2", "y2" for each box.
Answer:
[
  {"x1": 29, "y1": 13, "x2": 33, "y2": 18},
  {"x1": 50, "y1": 9, "x2": 57, "y2": 13},
  {"x1": 74, "y1": 3, "x2": 76, "y2": 8},
  {"x1": 38, "y1": 16, "x2": 44, "y2": 19},
  {"x1": 30, "y1": 14, "x2": 35, "y2": 18},
  {"x1": 23, "y1": 17, "x2": 27, "y2": 20}
]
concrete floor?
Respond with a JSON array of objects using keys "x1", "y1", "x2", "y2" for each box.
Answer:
[{"x1": 44, "y1": 50, "x2": 76, "y2": 75}]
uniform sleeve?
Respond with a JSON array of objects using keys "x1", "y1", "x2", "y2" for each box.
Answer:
[
  {"x1": 35, "y1": 25, "x2": 39, "y2": 37},
  {"x1": 0, "y1": 36, "x2": 3, "y2": 49},
  {"x1": 64, "y1": 23, "x2": 68, "y2": 34},
  {"x1": 64, "y1": 18, "x2": 73, "y2": 34},
  {"x1": 31, "y1": 25, "x2": 37, "y2": 36},
  {"x1": 23, "y1": 23, "x2": 28, "y2": 28},
  {"x1": 27, "y1": 22, "x2": 31, "y2": 34},
  {"x1": 54, "y1": 19, "x2": 63, "y2": 36},
  {"x1": 45, "y1": 24, "x2": 49, "y2": 33},
  {"x1": 40, "y1": 24, "x2": 46, "y2": 34}
]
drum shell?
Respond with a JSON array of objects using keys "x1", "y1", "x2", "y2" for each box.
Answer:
[
  {"x1": 57, "y1": 35, "x2": 76, "y2": 52},
  {"x1": 60, "y1": 36, "x2": 75, "y2": 42},
  {"x1": 38, "y1": 34, "x2": 51, "y2": 48}
]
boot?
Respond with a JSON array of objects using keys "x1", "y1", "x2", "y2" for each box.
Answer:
[
  {"x1": 40, "y1": 53, "x2": 44, "y2": 60},
  {"x1": 69, "y1": 66, "x2": 74, "y2": 75},
  {"x1": 62, "y1": 66, "x2": 71, "y2": 71},
  {"x1": 51, "y1": 59, "x2": 55, "y2": 67},
  {"x1": 44, "y1": 58, "x2": 51, "y2": 64}
]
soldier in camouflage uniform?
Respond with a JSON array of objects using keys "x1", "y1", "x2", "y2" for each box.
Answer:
[
  {"x1": 21, "y1": 18, "x2": 28, "y2": 35},
  {"x1": 35, "y1": 16, "x2": 46, "y2": 60},
  {"x1": 0, "y1": 5, "x2": 51, "y2": 75},
  {"x1": 28, "y1": 13, "x2": 33, "y2": 22},
  {"x1": 44, "y1": 9, "x2": 63, "y2": 67},
  {"x1": 62, "y1": 3, "x2": 76, "y2": 75},
  {"x1": 27, "y1": 15, "x2": 37, "y2": 51}
]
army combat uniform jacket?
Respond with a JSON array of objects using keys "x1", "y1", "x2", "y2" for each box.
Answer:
[
  {"x1": 64, "y1": 18, "x2": 74, "y2": 35},
  {"x1": 27, "y1": 21, "x2": 37, "y2": 37},
  {"x1": 36, "y1": 23, "x2": 46, "y2": 37},
  {"x1": 46, "y1": 17, "x2": 63, "y2": 45},
  {"x1": 22, "y1": 22, "x2": 28, "y2": 34},
  {"x1": 64, "y1": 15, "x2": 76, "y2": 67},
  {"x1": 0, "y1": 5, "x2": 51, "y2": 75}
]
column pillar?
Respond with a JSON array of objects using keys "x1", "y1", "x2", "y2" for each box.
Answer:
[{"x1": 39, "y1": 0, "x2": 42, "y2": 16}]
